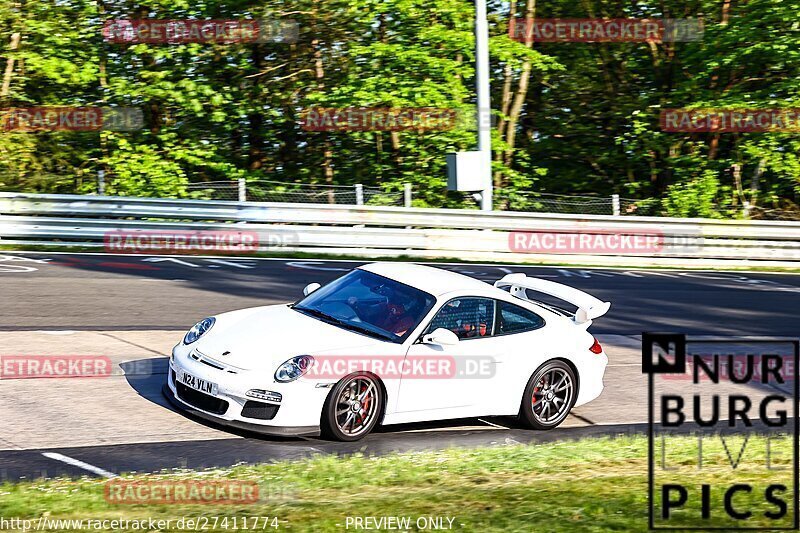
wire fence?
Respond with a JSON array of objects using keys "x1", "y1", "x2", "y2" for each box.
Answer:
[
  {"x1": 9, "y1": 175, "x2": 798, "y2": 219},
  {"x1": 185, "y1": 181, "x2": 240, "y2": 201},
  {"x1": 495, "y1": 191, "x2": 664, "y2": 216},
  {"x1": 749, "y1": 205, "x2": 800, "y2": 221},
  {"x1": 184, "y1": 180, "x2": 664, "y2": 216},
  {"x1": 619, "y1": 198, "x2": 663, "y2": 217},
  {"x1": 186, "y1": 180, "x2": 406, "y2": 206},
  {"x1": 496, "y1": 191, "x2": 615, "y2": 215}
]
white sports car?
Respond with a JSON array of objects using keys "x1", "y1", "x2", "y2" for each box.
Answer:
[{"x1": 164, "y1": 263, "x2": 610, "y2": 441}]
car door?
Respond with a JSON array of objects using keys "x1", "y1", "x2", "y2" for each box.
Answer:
[
  {"x1": 396, "y1": 297, "x2": 501, "y2": 415},
  {"x1": 488, "y1": 299, "x2": 551, "y2": 412}
]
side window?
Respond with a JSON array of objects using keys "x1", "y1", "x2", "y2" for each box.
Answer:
[
  {"x1": 426, "y1": 298, "x2": 495, "y2": 340},
  {"x1": 497, "y1": 300, "x2": 545, "y2": 335}
]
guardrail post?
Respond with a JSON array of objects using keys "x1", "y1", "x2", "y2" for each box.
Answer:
[
  {"x1": 612, "y1": 194, "x2": 620, "y2": 216},
  {"x1": 355, "y1": 184, "x2": 364, "y2": 205},
  {"x1": 97, "y1": 170, "x2": 105, "y2": 195},
  {"x1": 238, "y1": 178, "x2": 246, "y2": 202},
  {"x1": 404, "y1": 183, "x2": 412, "y2": 208}
]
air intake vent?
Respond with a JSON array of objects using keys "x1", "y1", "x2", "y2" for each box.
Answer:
[
  {"x1": 241, "y1": 401, "x2": 280, "y2": 420},
  {"x1": 175, "y1": 382, "x2": 229, "y2": 415}
]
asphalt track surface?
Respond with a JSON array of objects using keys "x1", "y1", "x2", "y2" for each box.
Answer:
[
  {"x1": 0, "y1": 252, "x2": 798, "y2": 481},
  {"x1": 1, "y1": 252, "x2": 800, "y2": 333}
]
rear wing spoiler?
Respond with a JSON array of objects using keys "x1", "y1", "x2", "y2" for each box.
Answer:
[{"x1": 494, "y1": 273, "x2": 611, "y2": 325}]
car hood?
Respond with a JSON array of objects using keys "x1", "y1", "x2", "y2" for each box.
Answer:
[{"x1": 191, "y1": 304, "x2": 393, "y2": 371}]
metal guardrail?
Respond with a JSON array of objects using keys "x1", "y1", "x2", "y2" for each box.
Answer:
[{"x1": 1, "y1": 192, "x2": 800, "y2": 268}]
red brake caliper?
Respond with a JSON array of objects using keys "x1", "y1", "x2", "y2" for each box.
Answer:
[
  {"x1": 358, "y1": 384, "x2": 371, "y2": 424},
  {"x1": 532, "y1": 377, "x2": 546, "y2": 406}
]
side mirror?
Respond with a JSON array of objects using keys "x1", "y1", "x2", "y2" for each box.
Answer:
[
  {"x1": 303, "y1": 283, "x2": 321, "y2": 296},
  {"x1": 421, "y1": 328, "x2": 459, "y2": 346}
]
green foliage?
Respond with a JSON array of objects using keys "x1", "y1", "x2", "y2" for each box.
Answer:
[
  {"x1": 663, "y1": 171, "x2": 732, "y2": 218},
  {"x1": 0, "y1": 0, "x2": 798, "y2": 216}
]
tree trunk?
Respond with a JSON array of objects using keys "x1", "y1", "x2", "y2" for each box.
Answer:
[
  {"x1": 749, "y1": 158, "x2": 766, "y2": 207},
  {"x1": 503, "y1": 0, "x2": 536, "y2": 172},
  {"x1": 312, "y1": 27, "x2": 335, "y2": 203},
  {"x1": 1, "y1": 32, "x2": 21, "y2": 98},
  {"x1": 494, "y1": 0, "x2": 517, "y2": 191},
  {"x1": 247, "y1": 44, "x2": 265, "y2": 171}
]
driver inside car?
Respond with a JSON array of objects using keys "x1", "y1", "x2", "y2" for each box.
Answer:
[
  {"x1": 378, "y1": 300, "x2": 415, "y2": 336},
  {"x1": 346, "y1": 284, "x2": 416, "y2": 337},
  {"x1": 432, "y1": 299, "x2": 489, "y2": 339}
]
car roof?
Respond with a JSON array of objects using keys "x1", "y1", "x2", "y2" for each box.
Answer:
[{"x1": 358, "y1": 262, "x2": 494, "y2": 298}]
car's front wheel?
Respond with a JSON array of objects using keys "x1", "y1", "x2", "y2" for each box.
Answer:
[
  {"x1": 520, "y1": 360, "x2": 577, "y2": 430},
  {"x1": 321, "y1": 373, "x2": 383, "y2": 441}
]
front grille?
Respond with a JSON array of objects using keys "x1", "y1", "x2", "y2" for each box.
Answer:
[
  {"x1": 199, "y1": 358, "x2": 224, "y2": 370},
  {"x1": 241, "y1": 400, "x2": 280, "y2": 420},
  {"x1": 176, "y1": 381, "x2": 229, "y2": 415},
  {"x1": 191, "y1": 351, "x2": 239, "y2": 374}
]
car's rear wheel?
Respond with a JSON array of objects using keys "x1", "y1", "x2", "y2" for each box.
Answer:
[
  {"x1": 321, "y1": 373, "x2": 383, "y2": 441},
  {"x1": 520, "y1": 360, "x2": 577, "y2": 430}
]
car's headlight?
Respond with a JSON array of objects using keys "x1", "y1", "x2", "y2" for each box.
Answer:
[
  {"x1": 274, "y1": 355, "x2": 315, "y2": 383},
  {"x1": 183, "y1": 317, "x2": 216, "y2": 345}
]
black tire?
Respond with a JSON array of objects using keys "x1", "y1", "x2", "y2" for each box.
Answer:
[
  {"x1": 520, "y1": 360, "x2": 578, "y2": 430},
  {"x1": 321, "y1": 373, "x2": 383, "y2": 441}
]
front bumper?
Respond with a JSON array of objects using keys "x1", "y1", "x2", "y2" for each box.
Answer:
[
  {"x1": 162, "y1": 383, "x2": 320, "y2": 437},
  {"x1": 165, "y1": 345, "x2": 332, "y2": 437}
]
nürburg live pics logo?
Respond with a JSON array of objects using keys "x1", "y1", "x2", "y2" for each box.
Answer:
[{"x1": 643, "y1": 333, "x2": 799, "y2": 530}]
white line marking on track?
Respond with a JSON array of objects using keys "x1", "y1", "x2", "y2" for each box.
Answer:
[
  {"x1": 286, "y1": 261, "x2": 349, "y2": 272},
  {"x1": 142, "y1": 257, "x2": 199, "y2": 268},
  {"x1": 206, "y1": 259, "x2": 255, "y2": 269},
  {"x1": 477, "y1": 418, "x2": 512, "y2": 429},
  {"x1": 5, "y1": 251, "x2": 800, "y2": 276},
  {"x1": 41, "y1": 452, "x2": 117, "y2": 478},
  {"x1": 0, "y1": 264, "x2": 38, "y2": 273},
  {"x1": 397, "y1": 425, "x2": 504, "y2": 433},
  {"x1": 636, "y1": 270, "x2": 679, "y2": 278},
  {"x1": 0, "y1": 255, "x2": 50, "y2": 264}
]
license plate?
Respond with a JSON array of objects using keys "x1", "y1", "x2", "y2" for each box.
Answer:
[{"x1": 178, "y1": 370, "x2": 218, "y2": 396}]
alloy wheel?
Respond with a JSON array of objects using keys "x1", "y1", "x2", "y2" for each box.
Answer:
[
  {"x1": 531, "y1": 367, "x2": 574, "y2": 425},
  {"x1": 334, "y1": 376, "x2": 379, "y2": 437}
]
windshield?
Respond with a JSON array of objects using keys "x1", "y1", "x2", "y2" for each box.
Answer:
[{"x1": 293, "y1": 269, "x2": 436, "y2": 343}]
